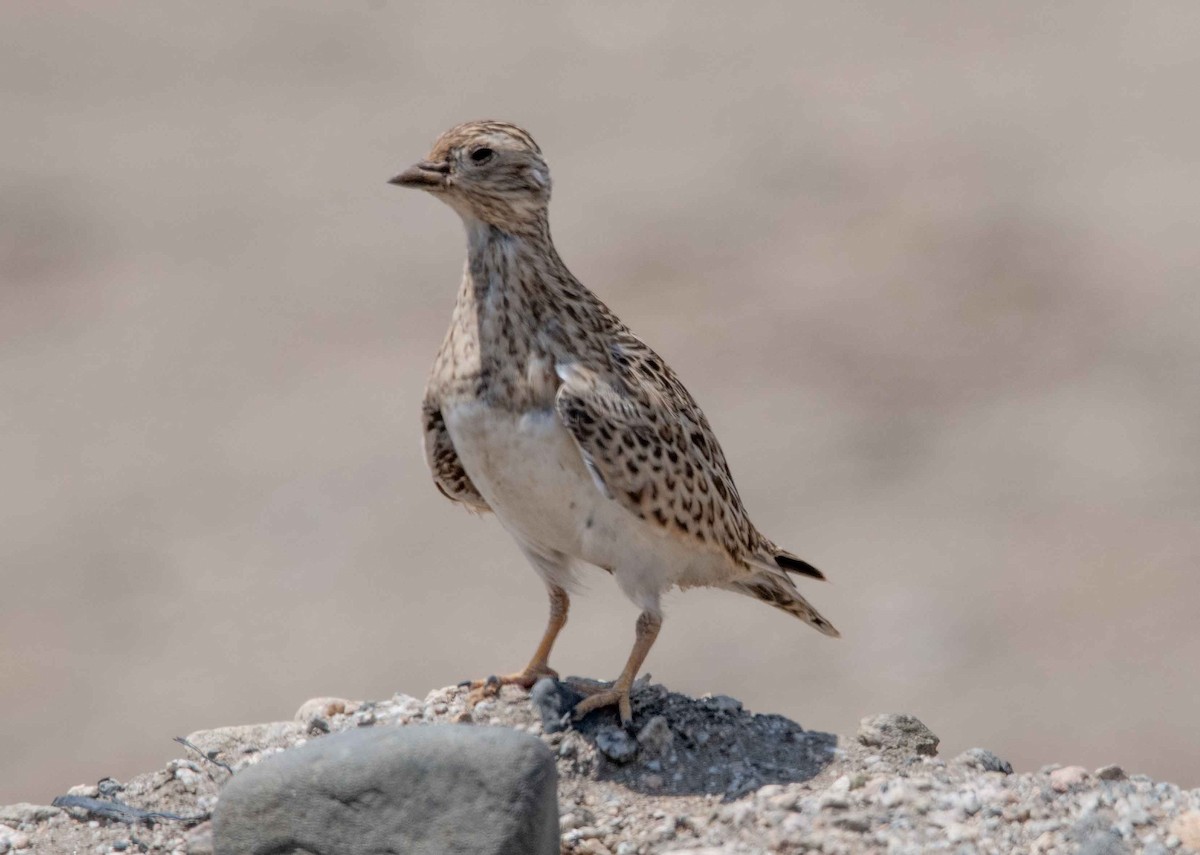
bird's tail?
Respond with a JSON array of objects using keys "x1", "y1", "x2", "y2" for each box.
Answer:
[{"x1": 728, "y1": 572, "x2": 840, "y2": 638}]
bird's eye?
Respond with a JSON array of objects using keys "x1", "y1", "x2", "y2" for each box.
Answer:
[{"x1": 469, "y1": 147, "x2": 494, "y2": 164}]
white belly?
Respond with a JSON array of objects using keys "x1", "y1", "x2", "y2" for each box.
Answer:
[{"x1": 442, "y1": 400, "x2": 728, "y2": 611}]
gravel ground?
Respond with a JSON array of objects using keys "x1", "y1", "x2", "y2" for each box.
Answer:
[{"x1": 4, "y1": 682, "x2": 1199, "y2": 854}]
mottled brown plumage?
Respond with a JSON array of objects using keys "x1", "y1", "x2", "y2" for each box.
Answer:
[{"x1": 392, "y1": 121, "x2": 837, "y2": 724}]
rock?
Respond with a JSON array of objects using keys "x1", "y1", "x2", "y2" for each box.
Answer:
[
  {"x1": 636, "y1": 715, "x2": 674, "y2": 757},
  {"x1": 1171, "y1": 811, "x2": 1200, "y2": 849},
  {"x1": 213, "y1": 725, "x2": 558, "y2": 855},
  {"x1": 0, "y1": 804, "x2": 61, "y2": 825},
  {"x1": 857, "y1": 714, "x2": 940, "y2": 756},
  {"x1": 529, "y1": 678, "x2": 584, "y2": 733},
  {"x1": 595, "y1": 726, "x2": 639, "y2": 764},
  {"x1": 954, "y1": 748, "x2": 1013, "y2": 774},
  {"x1": 1094, "y1": 764, "x2": 1127, "y2": 781},
  {"x1": 1049, "y1": 766, "x2": 1090, "y2": 792}
]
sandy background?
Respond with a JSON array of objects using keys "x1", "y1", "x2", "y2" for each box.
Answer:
[{"x1": 2, "y1": 2, "x2": 1197, "y2": 804}]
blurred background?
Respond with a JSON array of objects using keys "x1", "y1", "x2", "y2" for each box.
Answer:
[{"x1": 2, "y1": 2, "x2": 1198, "y2": 804}]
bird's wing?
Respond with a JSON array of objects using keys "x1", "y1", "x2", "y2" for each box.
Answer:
[
  {"x1": 421, "y1": 397, "x2": 491, "y2": 513},
  {"x1": 553, "y1": 332, "x2": 761, "y2": 564}
]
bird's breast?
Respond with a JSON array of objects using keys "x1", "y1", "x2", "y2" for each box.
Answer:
[{"x1": 442, "y1": 401, "x2": 598, "y2": 554}]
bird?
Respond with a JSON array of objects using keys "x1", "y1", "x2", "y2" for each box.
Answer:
[{"x1": 390, "y1": 120, "x2": 838, "y2": 726}]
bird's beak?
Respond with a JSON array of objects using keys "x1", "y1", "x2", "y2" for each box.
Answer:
[{"x1": 388, "y1": 160, "x2": 450, "y2": 189}]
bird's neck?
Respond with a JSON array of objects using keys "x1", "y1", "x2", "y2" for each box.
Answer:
[{"x1": 457, "y1": 214, "x2": 580, "y2": 327}]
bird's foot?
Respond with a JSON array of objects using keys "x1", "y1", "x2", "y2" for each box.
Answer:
[
  {"x1": 572, "y1": 685, "x2": 633, "y2": 728},
  {"x1": 462, "y1": 665, "x2": 559, "y2": 707}
]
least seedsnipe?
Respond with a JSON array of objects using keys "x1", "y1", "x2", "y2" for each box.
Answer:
[{"x1": 391, "y1": 120, "x2": 837, "y2": 725}]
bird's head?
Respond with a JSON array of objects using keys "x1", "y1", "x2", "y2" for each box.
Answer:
[{"x1": 390, "y1": 121, "x2": 551, "y2": 232}]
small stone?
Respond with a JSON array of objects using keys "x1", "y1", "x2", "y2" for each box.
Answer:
[
  {"x1": 818, "y1": 794, "x2": 849, "y2": 810},
  {"x1": 1050, "y1": 766, "x2": 1090, "y2": 792},
  {"x1": 595, "y1": 727, "x2": 639, "y2": 765},
  {"x1": 831, "y1": 813, "x2": 870, "y2": 833},
  {"x1": 856, "y1": 714, "x2": 939, "y2": 756},
  {"x1": 881, "y1": 783, "x2": 912, "y2": 808},
  {"x1": 66, "y1": 784, "x2": 100, "y2": 798},
  {"x1": 529, "y1": 679, "x2": 584, "y2": 734},
  {"x1": 175, "y1": 767, "x2": 202, "y2": 793},
  {"x1": 1171, "y1": 812, "x2": 1200, "y2": 849},
  {"x1": 954, "y1": 748, "x2": 1013, "y2": 774},
  {"x1": 1095, "y1": 765, "x2": 1127, "y2": 781},
  {"x1": 294, "y1": 697, "x2": 359, "y2": 727},
  {"x1": 955, "y1": 790, "x2": 981, "y2": 818},
  {"x1": 636, "y1": 716, "x2": 674, "y2": 758}
]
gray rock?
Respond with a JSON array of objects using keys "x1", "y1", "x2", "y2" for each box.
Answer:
[
  {"x1": 955, "y1": 748, "x2": 1013, "y2": 774},
  {"x1": 1095, "y1": 764, "x2": 1127, "y2": 781},
  {"x1": 213, "y1": 725, "x2": 558, "y2": 855},
  {"x1": 595, "y1": 726, "x2": 639, "y2": 764},
  {"x1": 529, "y1": 678, "x2": 584, "y2": 734},
  {"x1": 857, "y1": 714, "x2": 940, "y2": 756},
  {"x1": 636, "y1": 715, "x2": 674, "y2": 758}
]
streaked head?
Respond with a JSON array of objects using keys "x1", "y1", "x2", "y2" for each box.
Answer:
[{"x1": 390, "y1": 121, "x2": 551, "y2": 231}]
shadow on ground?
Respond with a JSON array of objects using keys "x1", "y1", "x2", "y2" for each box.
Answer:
[{"x1": 533, "y1": 679, "x2": 838, "y2": 798}]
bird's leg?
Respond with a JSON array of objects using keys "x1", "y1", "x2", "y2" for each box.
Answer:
[
  {"x1": 571, "y1": 610, "x2": 661, "y2": 727},
  {"x1": 466, "y1": 584, "x2": 569, "y2": 704}
]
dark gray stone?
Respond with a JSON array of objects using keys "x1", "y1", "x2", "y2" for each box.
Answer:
[
  {"x1": 856, "y1": 713, "x2": 940, "y2": 756},
  {"x1": 213, "y1": 725, "x2": 558, "y2": 855}
]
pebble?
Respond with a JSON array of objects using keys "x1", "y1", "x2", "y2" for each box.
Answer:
[
  {"x1": 595, "y1": 726, "x2": 639, "y2": 764},
  {"x1": 1050, "y1": 766, "x2": 1091, "y2": 792},
  {"x1": 1095, "y1": 765, "x2": 1127, "y2": 781}
]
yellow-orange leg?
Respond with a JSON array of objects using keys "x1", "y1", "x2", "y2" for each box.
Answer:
[
  {"x1": 572, "y1": 610, "x2": 662, "y2": 727},
  {"x1": 466, "y1": 585, "x2": 569, "y2": 704}
]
